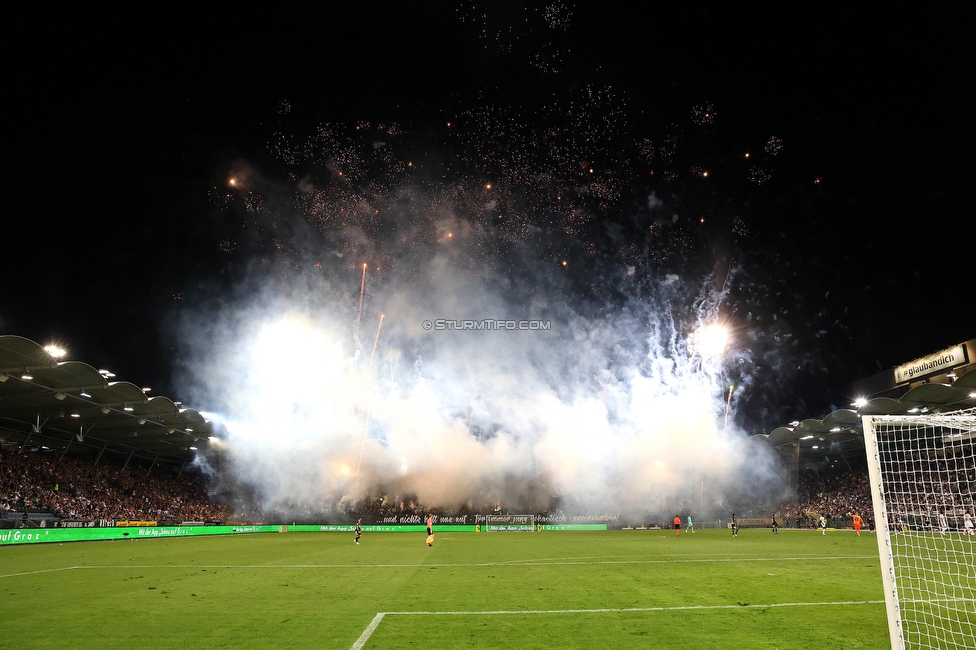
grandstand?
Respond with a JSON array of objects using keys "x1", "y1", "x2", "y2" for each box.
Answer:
[
  {"x1": 3, "y1": 334, "x2": 975, "y2": 648},
  {"x1": 1, "y1": 446, "x2": 228, "y2": 527},
  {"x1": 758, "y1": 339, "x2": 976, "y2": 491},
  {"x1": 1, "y1": 335, "x2": 226, "y2": 529},
  {"x1": 0, "y1": 335, "x2": 212, "y2": 470}
]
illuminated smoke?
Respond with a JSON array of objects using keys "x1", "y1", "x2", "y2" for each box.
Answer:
[
  {"x1": 177, "y1": 218, "x2": 785, "y2": 521},
  {"x1": 172, "y1": 31, "x2": 797, "y2": 520}
]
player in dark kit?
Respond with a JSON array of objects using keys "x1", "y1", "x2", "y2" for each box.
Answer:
[
  {"x1": 772, "y1": 516, "x2": 778, "y2": 534},
  {"x1": 731, "y1": 513, "x2": 738, "y2": 537},
  {"x1": 355, "y1": 518, "x2": 362, "y2": 544}
]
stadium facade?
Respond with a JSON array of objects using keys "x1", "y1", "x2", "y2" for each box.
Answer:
[{"x1": 763, "y1": 337, "x2": 976, "y2": 489}]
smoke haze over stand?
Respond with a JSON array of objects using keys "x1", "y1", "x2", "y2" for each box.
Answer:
[
  {"x1": 173, "y1": 136, "x2": 790, "y2": 520},
  {"x1": 179, "y1": 272, "x2": 787, "y2": 521}
]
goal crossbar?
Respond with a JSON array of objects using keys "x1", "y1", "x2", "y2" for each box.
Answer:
[{"x1": 863, "y1": 408, "x2": 976, "y2": 650}]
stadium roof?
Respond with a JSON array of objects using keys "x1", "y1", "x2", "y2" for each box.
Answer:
[
  {"x1": 756, "y1": 367, "x2": 976, "y2": 465},
  {"x1": 0, "y1": 335, "x2": 211, "y2": 467}
]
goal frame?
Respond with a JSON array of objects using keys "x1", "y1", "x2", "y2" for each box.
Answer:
[
  {"x1": 863, "y1": 409, "x2": 976, "y2": 650},
  {"x1": 480, "y1": 514, "x2": 536, "y2": 532},
  {"x1": 864, "y1": 413, "x2": 907, "y2": 650}
]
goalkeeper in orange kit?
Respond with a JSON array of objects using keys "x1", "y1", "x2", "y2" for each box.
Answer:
[{"x1": 849, "y1": 512, "x2": 864, "y2": 536}]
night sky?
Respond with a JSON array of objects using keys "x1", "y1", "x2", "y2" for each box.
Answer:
[{"x1": 5, "y1": 7, "x2": 972, "y2": 436}]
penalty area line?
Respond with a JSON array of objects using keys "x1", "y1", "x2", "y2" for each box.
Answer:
[
  {"x1": 350, "y1": 613, "x2": 386, "y2": 650},
  {"x1": 349, "y1": 600, "x2": 883, "y2": 649}
]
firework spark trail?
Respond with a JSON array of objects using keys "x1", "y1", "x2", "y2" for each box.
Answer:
[
  {"x1": 723, "y1": 385, "x2": 734, "y2": 433},
  {"x1": 366, "y1": 314, "x2": 385, "y2": 375},
  {"x1": 353, "y1": 313, "x2": 386, "y2": 500},
  {"x1": 356, "y1": 263, "x2": 367, "y2": 340},
  {"x1": 357, "y1": 264, "x2": 367, "y2": 330}
]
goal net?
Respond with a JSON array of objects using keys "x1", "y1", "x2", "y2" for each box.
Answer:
[
  {"x1": 480, "y1": 514, "x2": 536, "y2": 532},
  {"x1": 863, "y1": 408, "x2": 976, "y2": 650}
]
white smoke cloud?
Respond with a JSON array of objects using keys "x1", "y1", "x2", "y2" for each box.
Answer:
[{"x1": 177, "y1": 233, "x2": 785, "y2": 521}]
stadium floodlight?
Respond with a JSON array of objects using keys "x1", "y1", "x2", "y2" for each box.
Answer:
[
  {"x1": 43, "y1": 344, "x2": 66, "y2": 358},
  {"x1": 863, "y1": 407, "x2": 976, "y2": 650}
]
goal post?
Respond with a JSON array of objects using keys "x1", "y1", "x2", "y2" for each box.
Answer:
[
  {"x1": 863, "y1": 408, "x2": 976, "y2": 650},
  {"x1": 480, "y1": 514, "x2": 536, "y2": 532}
]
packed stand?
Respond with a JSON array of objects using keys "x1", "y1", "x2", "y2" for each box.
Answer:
[
  {"x1": 1, "y1": 449, "x2": 229, "y2": 525},
  {"x1": 774, "y1": 465, "x2": 873, "y2": 528}
]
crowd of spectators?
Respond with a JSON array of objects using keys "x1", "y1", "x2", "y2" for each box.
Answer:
[
  {"x1": 3, "y1": 445, "x2": 552, "y2": 527},
  {"x1": 772, "y1": 465, "x2": 873, "y2": 528},
  {"x1": 5, "y1": 444, "x2": 972, "y2": 529},
  {"x1": 1, "y1": 449, "x2": 228, "y2": 525},
  {"x1": 770, "y1": 448, "x2": 976, "y2": 528},
  {"x1": 880, "y1": 448, "x2": 976, "y2": 517}
]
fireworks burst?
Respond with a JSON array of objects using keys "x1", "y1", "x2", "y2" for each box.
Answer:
[{"x1": 171, "y1": 8, "x2": 866, "y2": 522}]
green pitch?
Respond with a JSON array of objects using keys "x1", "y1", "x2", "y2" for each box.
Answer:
[{"x1": 1, "y1": 529, "x2": 889, "y2": 649}]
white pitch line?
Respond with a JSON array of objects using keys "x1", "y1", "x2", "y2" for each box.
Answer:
[
  {"x1": 350, "y1": 613, "x2": 386, "y2": 650},
  {"x1": 388, "y1": 600, "x2": 886, "y2": 615},
  {"x1": 0, "y1": 555, "x2": 879, "y2": 579},
  {"x1": 0, "y1": 565, "x2": 81, "y2": 578},
  {"x1": 349, "y1": 600, "x2": 885, "y2": 649}
]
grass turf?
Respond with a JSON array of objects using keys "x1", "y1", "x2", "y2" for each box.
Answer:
[{"x1": 1, "y1": 528, "x2": 890, "y2": 649}]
